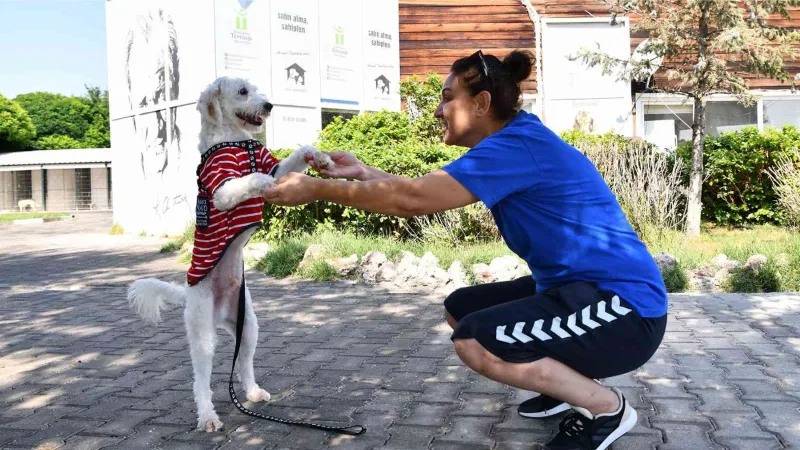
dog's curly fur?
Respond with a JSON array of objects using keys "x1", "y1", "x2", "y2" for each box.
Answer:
[{"x1": 127, "y1": 76, "x2": 333, "y2": 432}]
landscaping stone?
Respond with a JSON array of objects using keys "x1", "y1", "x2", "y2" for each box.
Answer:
[
  {"x1": 328, "y1": 254, "x2": 358, "y2": 276},
  {"x1": 447, "y1": 261, "x2": 468, "y2": 290},
  {"x1": 471, "y1": 263, "x2": 494, "y2": 284},
  {"x1": 745, "y1": 254, "x2": 768, "y2": 272},
  {"x1": 299, "y1": 244, "x2": 327, "y2": 267},
  {"x1": 711, "y1": 253, "x2": 740, "y2": 271},
  {"x1": 359, "y1": 251, "x2": 388, "y2": 282},
  {"x1": 376, "y1": 261, "x2": 398, "y2": 283},
  {"x1": 654, "y1": 252, "x2": 677, "y2": 272}
]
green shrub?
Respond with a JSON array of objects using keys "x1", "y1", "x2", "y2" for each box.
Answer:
[
  {"x1": 255, "y1": 239, "x2": 308, "y2": 278},
  {"x1": 725, "y1": 263, "x2": 781, "y2": 293},
  {"x1": 299, "y1": 259, "x2": 340, "y2": 281},
  {"x1": 661, "y1": 264, "x2": 688, "y2": 293},
  {"x1": 677, "y1": 126, "x2": 800, "y2": 226}
]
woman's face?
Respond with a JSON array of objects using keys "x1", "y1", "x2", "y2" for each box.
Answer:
[{"x1": 434, "y1": 72, "x2": 483, "y2": 147}]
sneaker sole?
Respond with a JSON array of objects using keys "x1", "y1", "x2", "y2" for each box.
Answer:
[
  {"x1": 596, "y1": 406, "x2": 638, "y2": 450},
  {"x1": 517, "y1": 402, "x2": 571, "y2": 418}
]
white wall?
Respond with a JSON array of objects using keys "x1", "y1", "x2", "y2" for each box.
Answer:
[
  {"x1": 46, "y1": 169, "x2": 76, "y2": 211},
  {"x1": 0, "y1": 172, "x2": 12, "y2": 212},
  {"x1": 90, "y1": 168, "x2": 109, "y2": 209}
]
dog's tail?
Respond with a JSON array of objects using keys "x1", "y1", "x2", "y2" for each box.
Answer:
[{"x1": 127, "y1": 279, "x2": 187, "y2": 324}]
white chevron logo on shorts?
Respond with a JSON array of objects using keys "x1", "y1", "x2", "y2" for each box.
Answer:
[
  {"x1": 512, "y1": 322, "x2": 533, "y2": 343},
  {"x1": 596, "y1": 300, "x2": 617, "y2": 322},
  {"x1": 582, "y1": 305, "x2": 601, "y2": 329},
  {"x1": 496, "y1": 325, "x2": 516, "y2": 343},
  {"x1": 495, "y1": 297, "x2": 632, "y2": 344},
  {"x1": 610, "y1": 295, "x2": 632, "y2": 316},
  {"x1": 566, "y1": 312, "x2": 586, "y2": 336},
  {"x1": 531, "y1": 319, "x2": 552, "y2": 341},
  {"x1": 550, "y1": 317, "x2": 571, "y2": 338}
]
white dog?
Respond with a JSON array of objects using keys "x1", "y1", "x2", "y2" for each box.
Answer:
[{"x1": 127, "y1": 76, "x2": 332, "y2": 432}]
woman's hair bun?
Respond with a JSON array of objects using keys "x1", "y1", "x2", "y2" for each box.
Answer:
[{"x1": 502, "y1": 50, "x2": 533, "y2": 83}]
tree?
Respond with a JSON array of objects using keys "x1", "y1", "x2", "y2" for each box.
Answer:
[
  {"x1": 81, "y1": 85, "x2": 110, "y2": 148},
  {"x1": 14, "y1": 92, "x2": 91, "y2": 142},
  {"x1": 35, "y1": 134, "x2": 83, "y2": 150},
  {"x1": 0, "y1": 94, "x2": 36, "y2": 150},
  {"x1": 573, "y1": 0, "x2": 800, "y2": 236}
]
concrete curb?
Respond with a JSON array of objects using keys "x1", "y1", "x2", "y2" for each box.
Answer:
[{"x1": 2, "y1": 214, "x2": 75, "y2": 226}]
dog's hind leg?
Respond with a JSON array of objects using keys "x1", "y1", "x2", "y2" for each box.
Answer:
[
  {"x1": 222, "y1": 286, "x2": 271, "y2": 403},
  {"x1": 185, "y1": 286, "x2": 223, "y2": 432}
]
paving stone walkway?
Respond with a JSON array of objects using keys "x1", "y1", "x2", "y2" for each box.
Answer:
[{"x1": 1, "y1": 213, "x2": 799, "y2": 450}]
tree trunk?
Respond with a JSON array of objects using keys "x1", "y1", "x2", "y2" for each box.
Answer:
[{"x1": 686, "y1": 96, "x2": 706, "y2": 236}]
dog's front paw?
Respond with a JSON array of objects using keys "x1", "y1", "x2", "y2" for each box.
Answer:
[
  {"x1": 246, "y1": 387, "x2": 271, "y2": 403},
  {"x1": 198, "y1": 412, "x2": 223, "y2": 432},
  {"x1": 313, "y1": 152, "x2": 335, "y2": 171}
]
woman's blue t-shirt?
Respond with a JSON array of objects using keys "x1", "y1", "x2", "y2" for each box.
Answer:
[{"x1": 442, "y1": 110, "x2": 667, "y2": 318}]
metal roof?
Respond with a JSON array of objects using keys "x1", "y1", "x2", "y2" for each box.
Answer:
[{"x1": 0, "y1": 149, "x2": 111, "y2": 169}]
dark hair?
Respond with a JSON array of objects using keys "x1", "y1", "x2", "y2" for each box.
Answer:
[{"x1": 451, "y1": 50, "x2": 533, "y2": 120}]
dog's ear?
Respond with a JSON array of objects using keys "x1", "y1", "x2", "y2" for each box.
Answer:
[{"x1": 197, "y1": 80, "x2": 223, "y2": 125}]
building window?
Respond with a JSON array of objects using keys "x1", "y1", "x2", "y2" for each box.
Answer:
[
  {"x1": 706, "y1": 101, "x2": 758, "y2": 137},
  {"x1": 763, "y1": 98, "x2": 800, "y2": 130},
  {"x1": 75, "y1": 168, "x2": 92, "y2": 210},
  {"x1": 12, "y1": 170, "x2": 33, "y2": 206},
  {"x1": 322, "y1": 109, "x2": 357, "y2": 129},
  {"x1": 642, "y1": 104, "x2": 693, "y2": 150}
]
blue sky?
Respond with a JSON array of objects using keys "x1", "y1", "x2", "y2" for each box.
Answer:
[{"x1": 0, "y1": 0, "x2": 108, "y2": 99}]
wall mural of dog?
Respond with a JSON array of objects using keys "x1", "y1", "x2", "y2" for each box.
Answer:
[{"x1": 127, "y1": 76, "x2": 334, "y2": 432}]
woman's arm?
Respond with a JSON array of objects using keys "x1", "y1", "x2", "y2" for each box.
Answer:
[
  {"x1": 263, "y1": 170, "x2": 478, "y2": 217},
  {"x1": 304, "y1": 151, "x2": 396, "y2": 181}
]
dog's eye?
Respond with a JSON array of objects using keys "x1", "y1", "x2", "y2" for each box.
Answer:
[{"x1": 239, "y1": 88, "x2": 248, "y2": 96}]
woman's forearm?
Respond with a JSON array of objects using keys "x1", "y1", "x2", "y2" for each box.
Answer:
[
  {"x1": 314, "y1": 176, "x2": 423, "y2": 217},
  {"x1": 357, "y1": 163, "x2": 397, "y2": 181}
]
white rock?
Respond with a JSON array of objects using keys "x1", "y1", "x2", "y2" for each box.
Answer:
[
  {"x1": 447, "y1": 261, "x2": 468, "y2": 289},
  {"x1": 397, "y1": 251, "x2": 420, "y2": 273},
  {"x1": 744, "y1": 254, "x2": 768, "y2": 271},
  {"x1": 327, "y1": 254, "x2": 358, "y2": 276},
  {"x1": 376, "y1": 262, "x2": 398, "y2": 283},
  {"x1": 489, "y1": 255, "x2": 524, "y2": 282},
  {"x1": 359, "y1": 251, "x2": 388, "y2": 282},
  {"x1": 419, "y1": 252, "x2": 440, "y2": 268},
  {"x1": 711, "y1": 254, "x2": 728, "y2": 267},
  {"x1": 472, "y1": 263, "x2": 495, "y2": 284},
  {"x1": 300, "y1": 244, "x2": 327, "y2": 267},
  {"x1": 653, "y1": 252, "x2": 677, "y2": 272}
]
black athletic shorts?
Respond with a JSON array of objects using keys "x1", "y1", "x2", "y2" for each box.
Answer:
[{"x1": 445, "y1": 277, "x2": 666, "y2": 379}]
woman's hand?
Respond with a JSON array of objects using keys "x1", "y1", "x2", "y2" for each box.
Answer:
[
  {"x1": 263, "y1": 172, "x2": 322, "y2": 206},
  {"x1": 304, "y1": 151, "x2": 365, "y2": 180}
]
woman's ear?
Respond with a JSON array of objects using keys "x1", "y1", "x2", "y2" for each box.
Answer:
[
  {"x1": 197, "y1": 80, "x2": 223, "y2": 124},
  {"x1": 474, "y1": 90, "x2": 492, "y2": 117}
]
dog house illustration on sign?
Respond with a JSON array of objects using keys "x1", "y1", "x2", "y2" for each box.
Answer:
[
  {"x1": 374, "y1": 74, "x2": 390, "y2": 95},
  {"x1": 285, "y1": 63, "x2": 306, "y2": 86}
]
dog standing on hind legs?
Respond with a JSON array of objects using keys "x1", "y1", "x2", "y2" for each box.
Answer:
[{"x1": 127, "y1": 76, "x2": 333, "y2": 432}]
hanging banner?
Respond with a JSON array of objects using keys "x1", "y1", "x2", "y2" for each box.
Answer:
[
  {"x1": 270, "y1": 0, "x2": 320, "y2": 107},
  {"x1": 318, "y1": 0, "x2": 362, "y2": 109},
  {"x1": 268, "y1": 105, "x2": 322, "y2": 149},
  {"x1": 215, "y1": 0, "x2": 271, "y2": 90},
  {"x1": 361, "y1": 0, "x2": 400, "y2": 112}
]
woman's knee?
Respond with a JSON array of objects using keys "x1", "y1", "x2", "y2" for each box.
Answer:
[{"x1": 453, "y1": 338, "x2": 499, "y2": 377}]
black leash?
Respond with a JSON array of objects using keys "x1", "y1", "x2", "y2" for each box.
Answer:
[{"x1": 228, "y1": 274, "x2": 366, "y2": 436}]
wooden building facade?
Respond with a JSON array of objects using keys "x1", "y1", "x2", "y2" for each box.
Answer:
[{"x1": 398, "y1": 0, "x2": 800, "y2": 149}]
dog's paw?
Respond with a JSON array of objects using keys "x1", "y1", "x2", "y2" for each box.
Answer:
[
  {"x1": 198, "y1": 413, "x2": 223, "y2": 432},
  {"x1": 247, "y1": 387, "x2": 271, "y2": 403},
  {"x1": 313, "y1": 152, "x2": 335, "y2": 171}
]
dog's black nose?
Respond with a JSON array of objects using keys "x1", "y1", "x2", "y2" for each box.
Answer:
[{"x1": 264, "y1": 102, "x2": 273, "y2": 113}]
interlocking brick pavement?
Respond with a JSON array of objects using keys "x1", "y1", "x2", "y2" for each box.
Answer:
[{"x1": 1, "y1": 212, "x2": 799, "y2": 449}]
